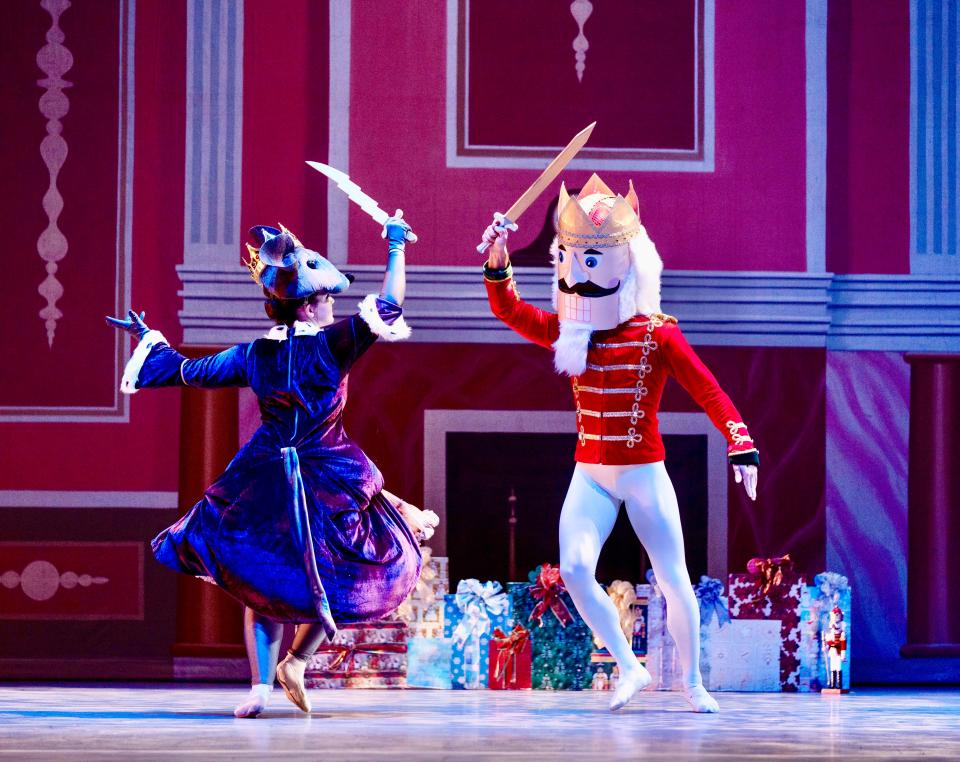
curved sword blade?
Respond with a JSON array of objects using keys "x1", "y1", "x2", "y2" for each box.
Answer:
[{"x1": 306, "y1": 161, "x2": 389, "y2": 225}]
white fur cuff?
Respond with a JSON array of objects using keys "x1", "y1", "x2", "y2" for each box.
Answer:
[
  {"x1": 358, "y1": 294, "x2": 411, "y2": 341},
  {"x1": 120, "y1": 330, "x2": 169, "y2": 394}
]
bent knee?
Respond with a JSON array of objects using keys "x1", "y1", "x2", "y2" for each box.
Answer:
[
  {"x1": 560, "y1": 559, "x2": 596, "y2": 588},
  {"x1": 654, "y1": 569, "x2": 697, "y2": 601}
]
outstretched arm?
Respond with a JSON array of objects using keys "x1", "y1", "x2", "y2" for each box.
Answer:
[
  {"x1": 382, "y1": 488, "x2": 439, "y2": 543},
  {"x1": 481, "y1": 217, "x2": 560, "y2": 349},
  {"x1": 107, "y1": 310, "x2": 248, "y2": 393},
  {"x1": 380, "y1": 210, "x2": 414, "y2": 306},
  {"x1": 662, "y1": 323, "x2": 759, "y2": 500},
  {"x1": 323, "y1": 214, "x2": 415, "y2": 372}
]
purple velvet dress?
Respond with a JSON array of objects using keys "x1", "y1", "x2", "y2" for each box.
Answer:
[{"x1": 133, "y1": 300, "x2": 420, "y2": 636}]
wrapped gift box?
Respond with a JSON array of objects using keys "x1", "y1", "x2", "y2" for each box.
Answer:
[
  {"x1": 590, "y1": 581, "x2": 649, "y2": 685},
  {"x1": 508, "y1": 565, "x2": 593, "y2": 691},
  {"x1": 728, "y1": 557, "x2": 807, "y2": 692},
  {"x1": 406, "y1": 636, "x2": 454, "y2": 689},
  {"x1": 305, "y1": 621, "x2": 407, "y2": 689},
  {"x1": 799, "y1": 573, "x2": 852, "y2": 692},
  {"x1": 646, "y1": 575, "x2": 782, "y2": 692},
  {"x1": 487, "y1": 625, "x2": 532, "y2": 690},
  {"x1": 444, "y1": 580, "x2": 512, "y2": 689},
  {"x1": 394, "y1": 551, "x2": 449, "y2": 639},
  {"x1": 644, "y1": 575, "x2": 676, "y2": 691},
  {"x1": 703, "y1": 618, "x2": 782, "y2": 691},
  {"x1": 631, "y1": 584, "x2": 651, "y2": 656}
]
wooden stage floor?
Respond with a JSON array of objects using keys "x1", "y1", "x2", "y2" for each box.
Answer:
[{"x1": 0, "y1": 684, "x2": 958, "y2": 759}]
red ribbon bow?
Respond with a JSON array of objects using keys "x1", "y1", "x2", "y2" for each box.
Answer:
[
  {"x1": 746, "y1": 554, "x2": 794, "y2": 600},
  {"x1": 529, "y1": 564, "x2": 574, "y2": 628},
  {"x1": 491, "y1": 624, "x2": 530, "y2": 687},
  {"x1": 314, "y1": 642, "x2": 407, "y2": 672}
]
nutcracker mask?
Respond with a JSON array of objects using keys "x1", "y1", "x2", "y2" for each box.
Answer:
[
  {"x1": 245, "y1": 224, "x2": 353, "y2": 300},
  {"x1": 551, "y1": 174, "x2": 664, "y2": 375}
]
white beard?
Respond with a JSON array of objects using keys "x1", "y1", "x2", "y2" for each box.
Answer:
[{"x1": 552, "y1": 320, "x2": 593, "y2": 376}]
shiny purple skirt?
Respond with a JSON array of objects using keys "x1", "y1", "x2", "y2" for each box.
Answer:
[{"x1": 152, "y1": 441, "x2": 421, "y2": 637}]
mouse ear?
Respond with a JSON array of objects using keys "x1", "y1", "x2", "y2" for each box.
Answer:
[
  {"x1": 249, "y1": 225, "x2": 297, "y2": 267},
  {"x1": 249, "y1": 225, "x2": 281, "y2": 246}
]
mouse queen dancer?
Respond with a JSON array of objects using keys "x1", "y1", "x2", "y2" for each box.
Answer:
[
  {"x1": 109, "y1": 212, "x2": 434, "y2": 718},
  {"x1": 480, "y1": 174, "x2": 760, "y2": 713}
]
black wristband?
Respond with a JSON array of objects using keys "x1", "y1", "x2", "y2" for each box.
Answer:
[
  {"x1": 729, "y1": 450, "x2": 760, "y2": 467},
  {"x1": 483, "y1": 262, "x2": 512, "y2": 282}
]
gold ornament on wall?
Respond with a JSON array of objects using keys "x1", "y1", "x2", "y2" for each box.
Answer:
[
  {"x1": 570, "y1": 0, "x2": 593, "y2": 83},
  {"x1": 36, "y1": 0, "x2": 73, "y2": 348},
  {"x1": 1, "y1": 560, "x2": 108, "y2": 603}
]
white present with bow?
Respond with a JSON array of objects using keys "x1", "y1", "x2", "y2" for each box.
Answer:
[{"x1": 443, "y1": 579, "x2": 512, "y2": 689}]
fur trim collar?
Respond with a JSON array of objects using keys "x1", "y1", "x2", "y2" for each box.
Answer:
[{"x1": 264, "y1": 321, "x2": 323, "y2": 341}]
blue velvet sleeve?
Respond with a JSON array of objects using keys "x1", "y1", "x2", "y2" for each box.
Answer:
[
  {"x1": 323, "y1": 298, "x2": 404, "y2": 373},
  {"x1": 136, "y1": 342, "x2": 249, "y2": 389}
]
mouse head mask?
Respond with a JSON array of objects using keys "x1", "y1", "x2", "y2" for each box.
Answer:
[{"x1": 245, "y1": 224, "x2": 353, "y2": 300}]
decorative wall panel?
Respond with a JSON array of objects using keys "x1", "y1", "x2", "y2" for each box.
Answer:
[
  {"x1": 0, "y1": 542, "x2": 143, "y2": 620},
  {"x1": 0, "y1": 0, "x2": 135, "y2": 420},
  {"x1": 911, "y1": 0, "x2": 959, "y2": 273},
  {"x1": 447, "y1": 0, "x2": 713, "y2": 171},
  {"x1": 181, "y1": 0, "x2": 243, "y2": 272},
  {"x1": 826, "y1": 351, "x2": 909, "y2": 662}
]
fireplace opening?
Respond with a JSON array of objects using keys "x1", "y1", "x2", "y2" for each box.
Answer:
[{"x1": 445, "y1": 432, "x2": 709, "y2": 587}]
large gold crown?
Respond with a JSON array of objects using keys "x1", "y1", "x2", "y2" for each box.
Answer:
[{"x1": 557, "y1": 173, "x2": 641, "y2": 248}]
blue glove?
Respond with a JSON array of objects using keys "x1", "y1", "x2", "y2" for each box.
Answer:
[
  {"x1": 106, "y1": 309, "x2": 151, "y2": 340},
  {"x1": 382, "y1": 209, "x2": 416, "y2": 252}
]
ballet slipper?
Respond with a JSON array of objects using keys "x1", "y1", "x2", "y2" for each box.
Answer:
[
  {"x1": 608, "y1": 664, "x2": 652, "y2": 711},
  {"x1": 276, "y1": 655, "x2": 312, "y2": 713},
  {"x1": 683, "y1": 684, "x2": 720, "y2": 713},
  {"x1": 234, "y1": 683, "x2": 272, "y2": 718}
]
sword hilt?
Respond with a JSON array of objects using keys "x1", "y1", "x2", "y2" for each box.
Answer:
[
  {"x1": 476, "y1": 212, "x2": 517, "y2": 255},
  {"x1": 381, "y1": 209, "x2": 418, "y2": 244}
]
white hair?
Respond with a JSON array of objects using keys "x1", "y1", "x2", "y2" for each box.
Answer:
[{"x1": 618, "y1": 225, "x2": 663, "y2": 322}]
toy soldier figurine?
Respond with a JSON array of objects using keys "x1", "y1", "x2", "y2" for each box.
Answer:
[
  {"x1": 822, "y1": 606, "x2": 848, "y2": 693},
  {"x1": 591, "y1": 667, "x2": 610, "y2": 691}
]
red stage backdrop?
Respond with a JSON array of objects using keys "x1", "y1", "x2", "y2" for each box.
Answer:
[{"x1": 0, "y1": 0, "x2": 914, "y2": 679}]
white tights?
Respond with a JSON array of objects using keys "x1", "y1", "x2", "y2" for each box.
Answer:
[{"x1": 559, "y1": 461, "x2": 703, "y2": 690}]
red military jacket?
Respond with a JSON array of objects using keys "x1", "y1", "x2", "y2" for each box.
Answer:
[{"x1": 485, "y1": 272, "x2": 758, "y2": 466}]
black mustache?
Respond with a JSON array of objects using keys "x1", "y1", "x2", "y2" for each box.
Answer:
[{"x1": 557, "y1": 279, "x2": 621, "y2": 298}]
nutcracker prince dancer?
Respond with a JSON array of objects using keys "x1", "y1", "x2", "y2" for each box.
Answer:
[{"x1": 480, "y1": 174, "x2": 760, "y2": 713}]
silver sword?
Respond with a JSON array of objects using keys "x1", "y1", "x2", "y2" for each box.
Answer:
[{"x1": 306, "y1": 161, "x2": 418, "y2": 243}]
